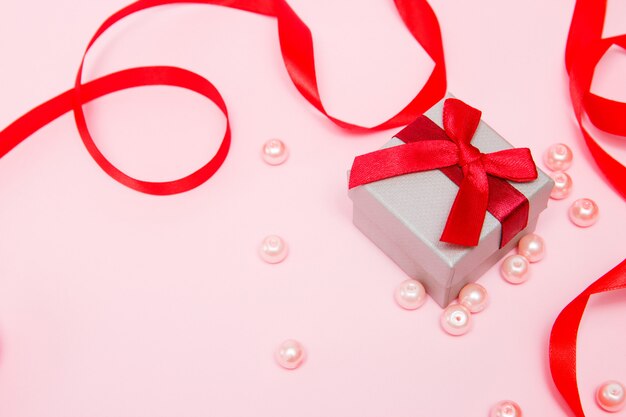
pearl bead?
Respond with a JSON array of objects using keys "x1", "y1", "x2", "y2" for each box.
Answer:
[
  {"x1": 596, "y1": 381, "x2": 625, "y2": 412},
  {"x1": 490, "y1": 400, "x2": 523, "y2": 417},
  {"x1": 440, "y1": 304, "x2": 472, "y2": 336},
  {"x1": 544, "y1": 143, "x2": 573, "y2": 171},
  {"x1": 275, "y1": 339, "x2": 306, "y2": 370},
  {"x1": 458, "y1": 283, "x2": 489, "y2": 313},
  {"x1": 262, "y1": 139, "x2": 288, "y2": 165},
  {"x1": 500, "y1": 254, "x2": 530, "y2": 284},
  {"x1": 517, "y1": 233, "x2": 545, "y2": 263},
  {"x1": 259, "y1": 235, "x2": 288, "y2": 264},
  {"x1": 549, "y1": 171, "x2": 572, "y2": 199},
  {"x1": 394, "y1": 279, "x2": 427, "y2": 310},
  {"x1": 569, "y1": 198, "x2": 599, "y2": 227}
]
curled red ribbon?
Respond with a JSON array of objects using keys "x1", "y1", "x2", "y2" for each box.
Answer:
[
  {"x1": 549, "y1": 258, "x2": 626, "y2": 417},
  {"x1": 566, "y1": 0, "x2": 626, "y2": 199},
  {"x1": 348, "y1": 98, "x2": 538, "y2": 247},
  {"x1": 0, "y1": 0, "x2": 446, "y2": 194},
  {"x1": 548, "y1": 2, "x2": 626, "y2": 415}
]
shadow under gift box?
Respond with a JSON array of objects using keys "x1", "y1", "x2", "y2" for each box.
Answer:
[{"x1": 348, "y1": 96, "x2": 553, "y2": 307}]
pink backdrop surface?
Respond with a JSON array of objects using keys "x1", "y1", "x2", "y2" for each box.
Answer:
[{"x1": 0, "y1": 1, "x2": 625, "y2": 416}]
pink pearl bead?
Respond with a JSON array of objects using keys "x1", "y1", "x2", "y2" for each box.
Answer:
[
  {"x1": 490, "y1": 400, "x2": 523, "y2": 417},
  {"x1": 569, "y1": 198, "x2": 599, "y2": 227},
  {"x1": 517, "y1": 233, "x2": 545, "y2": 263},
  {"x1": 440, "y1": 304, "x2": 472, "y2": 336},
  {"x1": 596, "y1": 381, "x2": 625, "y2": 412},
  {"x1": 262, "y1": 139, "x2": 288, "y2": 165},
  {"x1": 544, "y1": 143, "x2": 573, "y2": 171},
  {"x1": 275, "y1": 339, "x2": 306, "y2": 370},
  {"x1": 259, "y1": 235, "x2": 288, "y2": 264},
  {"x1": 458, "y1": 283, "x2": 489, "y2": 313},
  {"x1": 500, "y1": 254, "x2": 530, "y2": 284},
  {"x1": 549, "y1": 171, "x2": 572, "y2": 199},
  {"x1": 394, "y1": 279, "x2": 427, "y2": 310}
]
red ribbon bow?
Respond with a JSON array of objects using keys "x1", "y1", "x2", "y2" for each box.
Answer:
[{"x1": 349, "y1": 98, "x2": 538, "y2": 247}]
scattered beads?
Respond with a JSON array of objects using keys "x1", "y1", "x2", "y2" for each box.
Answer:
[
  {"x1": 440, "y1": 304, "x2": 472, "y2": 336},
  {"x1": 275, "y1": 339, "x2": 306, "y2": 370},
  {"x1": 262, "y1": 139, "x2": 289, "y2": 165},
  {"x1": 500, "y1": 254, "x2": 530, "y2": 284},
  {"x1": 542, "y1": 144, "x2": 602, "y2": 228},
  {"x1": 496, "y1": 232, "x2": 545, "y2": 289},
  {"x1": 458, "y1": 283, "x2": 488, "y2": 313},
  {"x1": 568, "y1": 198, "x2": 599, "y2": 227},
  {"x1": 517, "y1": 233, "x2": 545, "y2": 263},
  {"x1": 438, "y1": 283, "x2": 488, "y2": 336},
  {"x1": 544, "y1": 143, "x2": 573, "y2": 171},
  {"x1": 445, "y1": 230, "x2": 547, "y2": 335},
  {"x1": 394, "y1": 279, "x2": 427, "y2": 310},
  {"x1": 259, "y1": 235, "x2": 289, "y2": 264},
  {"x1": 549, "y1": 171, "x2": 572, "y2": 200},
  {"x1": 490, "y1": 400, "x2": 523, "y2": 417},
  {"x1": 596, "y1": 381, "x2": 625, "y2": 413}
]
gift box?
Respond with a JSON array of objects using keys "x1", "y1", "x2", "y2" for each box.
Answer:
[{"x1": 347, "y1": 96, "x2": 553, "y2": 307}]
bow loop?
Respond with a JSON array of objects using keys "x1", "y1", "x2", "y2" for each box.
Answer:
[
  {"x1": 443, "y1": 98, "x2": 484, "y2": 168},
  {"x1": 482, "y1": 148, "x2": 538, "y2": 182},
  {"x1": 443, "y1": 98, "x2": 482, "y2": 147},
  {"x1": 348, "y1": 140, "x2": 458, "y2": 189}
]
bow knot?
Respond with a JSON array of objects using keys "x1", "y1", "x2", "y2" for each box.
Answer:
[{"x1": 457, "y1": 142, "x2": 484, "y2": 168}]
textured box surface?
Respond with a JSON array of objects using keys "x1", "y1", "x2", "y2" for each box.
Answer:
[{"x1": 348, "y1": 97, "x2": 553, "y2": 307}]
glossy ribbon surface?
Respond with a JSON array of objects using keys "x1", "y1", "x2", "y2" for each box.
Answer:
[
  {"x1": 566, "y1": 0, "x2": 626, "y2": 199},
  {"x1": 547, "y1": 2, "x2": 626, "y2": 414},
  {"x1": 0, "y1": 0, "x2": 446, "y2": 195},
  {"x1": 348, "y1": 98, "x2": 538, "y2": 247},
  {"x1": 549, "y1": 259, "x2": 626, "y2": 417}
]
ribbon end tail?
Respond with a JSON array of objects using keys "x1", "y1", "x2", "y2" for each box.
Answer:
[
  {"x1": 439, "y1": 165, "x2": 489, "y2": 248},
  {"x1": 348, "y1": 174, "x2": 358, "y2": 190},
  {"x1": 440, "y1": 230, "x2": 480, "y2": 247}
]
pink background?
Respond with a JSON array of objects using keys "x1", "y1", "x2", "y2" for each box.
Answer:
[{"x1": 0, "y1": 1, "x2": 625, "y2": 416}]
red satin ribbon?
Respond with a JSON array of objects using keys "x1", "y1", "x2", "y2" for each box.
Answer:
[
  {"x1": 395, "y1": 116, "x2": 531, "y2": 248},
  {"x1": 566, "y1": 0, "x2": 626, "y2": 199},
  {"x1": 548, "y1": 3, "x2": 626, "y2": 415},
  {"x1": 549, "y1": 258, "x2": 626, "y2": 417},
  {"x1": 0, "y1": 0, "x2": 446, "y2": 194},
  {"x1": 348, "y1": 98, "x2": 538, "y2": 247}
]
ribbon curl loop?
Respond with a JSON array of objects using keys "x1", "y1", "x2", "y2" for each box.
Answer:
[
  {"x1": 566, "y1": 0, "x2": 626, "y2": 199},
  {"x1": 550, "y1": 258, "x2": 626, "y2": 417},
  {"x1": 0, "y1": 0, "x2": 447, "y2": 195}
]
